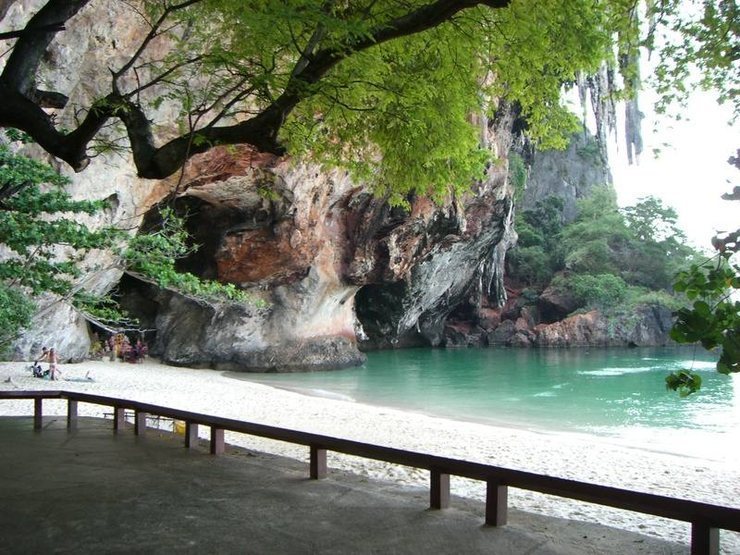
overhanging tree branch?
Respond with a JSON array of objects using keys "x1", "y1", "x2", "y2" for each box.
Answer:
[
  {"x1": 0, "y1": 22, "x2": 65, "y2": 41},
  {"x1": 135, "y1": 0, "x2": 512, "y2": 178},
  {"x1": 112, "y1": 0, "x2": 204, "y2": 85},
  {"x1": 1, "y1": 0, "x2": 89, "y2": 97},
  {"x1": 0, "y1": 0, "x2": 511, "y2": 179}
]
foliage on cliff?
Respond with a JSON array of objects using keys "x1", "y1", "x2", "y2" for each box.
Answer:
[
  {"x1": 508, "y1": 187, "x2": 699, "y2": 311},
  {"x1": 0, "y1": 0, "x2": 736, "y2": 203},
  {"x1": 509, "y1": 183, "x2": 739, "y2": 392},
  {"x1": 124, "y1": 207, "x2": 253, "y2": 305},
  {"x1": 0, "y1": 142, "x2": 114, "y2": 351},
  {"x1": 0, "y1": 142, "x2": 254, "y2": 352}
]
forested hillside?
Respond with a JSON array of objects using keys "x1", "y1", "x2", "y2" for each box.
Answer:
[{"x1": 508, "y1": 188, "x2": 699, "y2": 314}]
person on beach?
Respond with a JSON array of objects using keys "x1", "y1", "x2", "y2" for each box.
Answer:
[
  {"x1": 32, "y1": 347, "x2": 49, "y2": 378},
  {"x1": 43, "y1": 347, "x2": 60, "y2": 381},
  {"x1": 35, "y1": 346, "x2": 48, "y2": 364}
]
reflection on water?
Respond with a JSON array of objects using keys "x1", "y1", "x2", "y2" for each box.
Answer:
[{"x1": 233, "y1": 347, "x2": 740, "y2": 462}]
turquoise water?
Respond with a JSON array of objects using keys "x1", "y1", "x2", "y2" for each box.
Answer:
[{"x1": 237, "y1": 347, "x2": 740, "y2": 462}]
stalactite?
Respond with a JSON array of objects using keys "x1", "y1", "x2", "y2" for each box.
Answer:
[
  {"x1": 576, "y1": 58, "x2": 644, "y2": 167},
  {"x1": 482, "y1": 198, "x2": 516, "y2": 307},
  {"x1": 576, "y1": 5, "x2": 645, "y2": 168},
  {"x1": 576, "y1": 64, "x2": 617, "y2": 168},
  {"x1": 620, "y1": 46, "x2": 644, "y2": 165},
  {"x1": 623, "y1": 97, "x2": 644, "y2": 164}
]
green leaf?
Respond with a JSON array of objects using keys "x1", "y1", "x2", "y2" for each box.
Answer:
[{"x1": 665, "y1": 370, "x2": 702, "y2": 397}]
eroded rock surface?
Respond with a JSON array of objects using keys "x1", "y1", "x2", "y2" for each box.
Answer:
[
  {"x1": 477, "y1": 299, "x2": 675, "y2": 348},
  {"x1": 3, "y1": 1, "x2": 671, "y2": 370},
  {"x1": 116, "y1": 137, "x2": 516, "y2": 370}
]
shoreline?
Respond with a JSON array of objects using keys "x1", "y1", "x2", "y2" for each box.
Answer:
[
  {"x1": 2, "y1": 358, "x2": 739, "y2": 553},
  {"x1": 227, "y1": 369, "x2": 740, "y2": 469}
]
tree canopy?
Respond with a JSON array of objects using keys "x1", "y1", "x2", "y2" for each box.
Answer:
[
  {"x1": 0, "y1": 0, "x2": 736, "y2": 201},
  {"x1": 508, "y1": 189, "x2": 700, "y2": 300}
]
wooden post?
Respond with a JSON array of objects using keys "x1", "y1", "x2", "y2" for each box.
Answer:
[
  {"x1": 67, "y1": 399, "x2": 78, "y2": 430},
  {"x1": 185, "y1": 422, "x2": 199, "y2": 449},
  {"x1": 210, "y1": 427, "x2": 224, "y2": 455},
  {"x1": 430, "y1": 468, "x2": 450, "y2": 510},
  {"x1": 485, "y1": 479, "x2": 508, "y2": 526},
  {"x1": 310, "y1": 446, "x2": 327, "y2": 479},
  {"x1": 691, "y1": 523, "x2": 719, "y2": 555},
  {"x1": 134, "y1": 411, "x2": 147, "y2": 436},
  {"x1": 33, "y1": 398, "x2": 42, "y2": 430},
  {"x1": 113, "y1": 407, "x2": 125, "y2": 432}
]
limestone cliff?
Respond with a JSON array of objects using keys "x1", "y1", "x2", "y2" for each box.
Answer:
[
  {"x1": 356, "y1": 109, "x2": 517, "y2": 350},
  {"x1": 117, "y1": 132, "x2": 515, "y2": 369},
  {"x1": 478, "y1": 288, "x2": 675, "y2": 348},
  {"x1": 471, "y1": 130, "x2": 675, "y2": 349},
  {"x1": 1, "y1": 1, "x2": 518, "y2": 369},
  {"x1": 520, "y1": 132, "x2": 611, "y2": 222},
  {"x1": 1, "y1": 1, "x2": 667, "y2": 369},
  {"x1": 3, "y1": 0, "x2": 170, "y2": 362}
]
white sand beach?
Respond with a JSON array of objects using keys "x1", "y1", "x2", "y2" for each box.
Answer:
[{"x1": 2, "y1": 358, "x2": 739, "y2": 553}]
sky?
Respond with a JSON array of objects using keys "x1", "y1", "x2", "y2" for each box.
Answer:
[{"x1": 607, "y1": 90, "x2": 738, "y2": 253}]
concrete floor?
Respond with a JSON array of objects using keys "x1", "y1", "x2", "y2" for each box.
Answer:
[{"x1": 0, "y1": 416, "x2": 686, "y2": 554}]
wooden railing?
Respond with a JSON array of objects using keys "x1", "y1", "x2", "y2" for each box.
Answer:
[{"x1": 2, "y1": 389, "x2": 738, "y2": 555}]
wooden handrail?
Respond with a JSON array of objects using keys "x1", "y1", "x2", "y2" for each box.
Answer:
[
  {"x1": 0, "y1": 390, "x2": 64, "y2": 399},
  {"x1": 2, "y1": 389, "x2": 737, "y2": 554}
]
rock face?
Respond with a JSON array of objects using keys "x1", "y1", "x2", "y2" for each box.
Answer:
[
  {"x1": 121, "y1": 277, "x2": 363, "y2": 372},
  {"x1": 3, "y1": 0, "x2": 523, "y2": 370},
  {"x1": 521, "y1": 132, "x2": 611, "y2": 222},
  {"x1": 111, "y1": 149, "x2": 367, "y2": 371},
  {"x1": 356, "y1": 194, "x2": 515, "y2": 349},
  {"x1": 537, "y1": 283, "x2": 583, "y2": 323},
  {"x1": 11, "y1": 294, "x2": 93, "y2": 363},
  {"x1": 2, "y1": 1, "x2": 172, "y2": 362},
  {"x1": 478, "y1": 295, "x2": 675, "y2": 348},
  {"x1": 356, "y1": 111, "x2": 518, "y2": 349},
  {"x1": 2, "y1": 2, "x2": 673, "y2": 369},
  {"x1": 116, "y1": 135, "x2": 515, "y2": 370},
  {"x1": 533, "y1": 305, "x2": 675, "y2": 347},
  {"x1": 2, "y1": 1, "x2": 173, "y2": 362}
]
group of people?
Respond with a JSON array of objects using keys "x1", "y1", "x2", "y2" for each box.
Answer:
[
  {"x1": 106, "y1": 333, "x2": 148, "y2": 363},
  {"x1": 31, "y1": 333, "x2": 149, "y2": 381}
]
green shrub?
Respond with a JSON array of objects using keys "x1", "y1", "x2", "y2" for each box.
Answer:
[
  {"x1": 0, "y1": 283, "x2": 35, "y2": 355},
  {"x1": 552, "y1": 273, "x2": 628, "y2": 310},
  {"x1": 508, "y1": 152, "x2": 527, "y2": 203},
  {"x1": 508, "y1": 246, "x2": 553, "y2": 287},
  {"x1": 0, "y1": 143, "x2": 118, "y2": 352},
  {"x1": 125, "y1": 208, "x2": 261, "y2": 306},
  {"x1": 626, "y1": 288, "x2": 684, "y2": 311}
]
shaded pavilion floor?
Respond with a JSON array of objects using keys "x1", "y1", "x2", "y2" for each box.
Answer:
[{"x1": 0, "y1": 416, "x2": 686, "y2": 554}]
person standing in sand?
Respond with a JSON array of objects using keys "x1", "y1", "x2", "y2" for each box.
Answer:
[{"x1": 45, "y1": 347, "x2": 60, "y2": 381}]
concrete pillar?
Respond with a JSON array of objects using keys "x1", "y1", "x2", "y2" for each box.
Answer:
[
  {"x1": 185, "y1": 422, "x2": 199, "y2": 449},
  {"x1": 113, "y1": 407, "x2": 125, "y2": 432},
  {"x1": 310, "y1": 446, "x2": 327, "y2": 479},
  {"x1": 485, "y1": 480, "x2": 508, "y2": 526},
  {"x1": 691, "y1": 523, "x2": 719, "y2": 555},
  {"x1": 430, "y1": 468, "x2": 450, "y2": 510},
  {"x1": 33, "y1": 398, "x2": 42, "y2": 430},
  {"x1": 67, "y1": 399, "x2": 78, "y2": 430},
  {"x1": 134, "y1": 411, "x2": 146, "y2": 435},
  {"x1": 210, "y1": 427, "x2": 224, "y2": 455}
]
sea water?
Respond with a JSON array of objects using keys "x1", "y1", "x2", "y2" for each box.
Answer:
[{"x1": 239, "y1": 347, "x2": 740, "y2": 464}]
